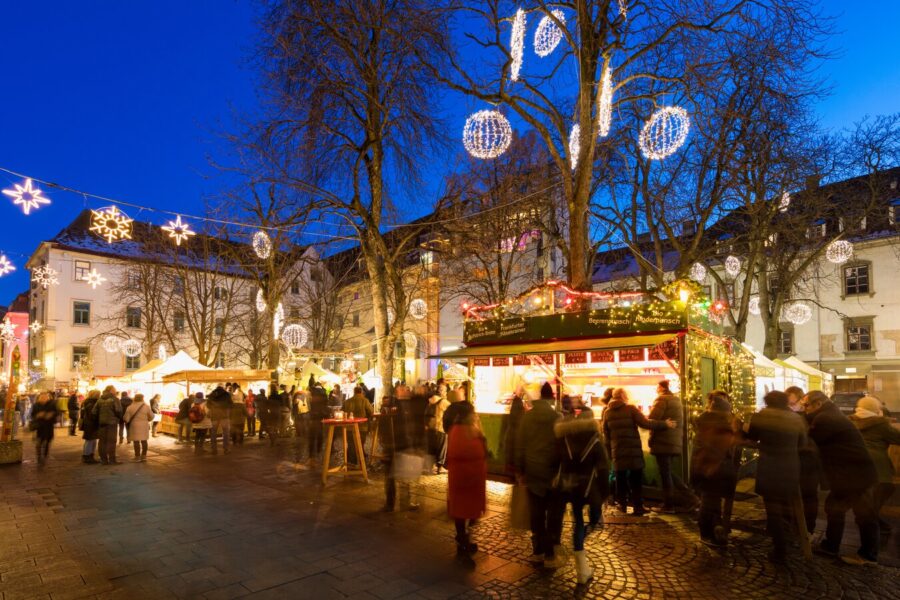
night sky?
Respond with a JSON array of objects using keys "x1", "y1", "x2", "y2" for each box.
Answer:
[{"x1": 1, "y1": 0, "x2": 898, "y2": 303}]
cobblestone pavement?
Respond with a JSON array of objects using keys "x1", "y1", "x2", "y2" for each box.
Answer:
[{"x1": 1, "y1": 432, "x2": 898, "y2": 600}]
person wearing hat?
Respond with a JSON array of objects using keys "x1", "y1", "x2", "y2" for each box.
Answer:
[
  {"x1": 849, "y1": 395, "x2": 900, "y2": 534},
  {"x1": 515, "y1": 381, "x2": 565, "y2": 569}
]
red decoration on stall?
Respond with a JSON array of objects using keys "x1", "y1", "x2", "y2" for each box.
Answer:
[
  {"x1": 590, "y1": 350, "x2": 615, "y2": 363},
  {"x1": 463, "y1": 280, "x2": 645, "y2": 320},
  {"x1": 492, "y1": 357, "x2": 510, "y2": 367},
  {"x1": 473, "y1": 357, "x2": 491, "y2": 367},
  {"x1": 618, "y1": 348, "x2": 646, "y2": 362},
  {"x1": 564, "y1": 351, "x2": 588, "y2": 364}
]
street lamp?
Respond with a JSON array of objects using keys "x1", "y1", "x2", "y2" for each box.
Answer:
[{"x1": 678, "y1": 287, "x2": 690, "y2": 304}]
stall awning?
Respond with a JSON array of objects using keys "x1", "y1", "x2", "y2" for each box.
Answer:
[
  {"x1": 431, "y1": 332, "x2": 679, "y2": 359},
  {"x1": 162, "y1": 369, "x2": 272, "y2": 384}
]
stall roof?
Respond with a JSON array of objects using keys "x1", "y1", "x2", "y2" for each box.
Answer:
[
  {"x1": 780, "y1": 356, "x2": 832, "y2": 379},
  {"x1": 431, "y1": 332, "x2": 678, "y2": 359},
  {"x1": 162, "y1": 369, "x2": 271, "y2": 384}
]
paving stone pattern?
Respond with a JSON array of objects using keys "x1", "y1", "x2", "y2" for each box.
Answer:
[{"x1": 0, "y1": 433, "x2": 898, "y2": 599}]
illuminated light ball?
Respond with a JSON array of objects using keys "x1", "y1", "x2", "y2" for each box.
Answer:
[
  {"x1": 779, "y1": 191, "x2": 791, "y2": 213},
  {"x1": 461, "y1": 302, "x2": 470, "y2": 311},
  {"x1": 568, "y1": 124, "x2": 580, "y2": 171},
  {"x1": 748, "y1": 297, "x2": 760, "y2": 316},
  {"x1": 462, "y1": 110, "x2": 513, "y2": 159},
  {"x1": 409, "y1": 298, "x2": 427, "y2": 320},
  {"x1": 253, "y1": 230, "x2": 272, "y2": 259},
  {"x1": 533, "y1": 9, "x2": 565, "y2": 57},
  {"x1": 121, "y1": 339, "x2": 142, "y2": 358},
  {"x1": 102, "y1": 336, "x2": 121, "y2": 354},
  {"x1": 689, "y1": 262, "x2": 707, "y2": 283},
  {"x1": 825, "y1": 240, "x2": 853, "y2": 264},
  {"x1": 509, "y1": 8, "x2": 526, "y2": 81},
  {"x1": 783, "y1": 302, "x2": 812, "y2": 326},
  {"x1": 281, "y1": 324, "x2": 309, "y2": 350},
  {"x1": 639, "y1": 106, "x2": 690, "y2": 160},
  {"x1": 724, "y1": 255, "x2": 741, "y2": 278},
  {"x1": 256, "y1": 289, "x2": 267, "y2": 313},
  {"x1": 564, "y1": 297, "x2": 573, "y2": 306}
]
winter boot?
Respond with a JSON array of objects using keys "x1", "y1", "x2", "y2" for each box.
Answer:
[
  {"x1": 574, "y1": 550, "x2": 593, "y2": 585},
  {"x1": 455, "y1": 533, "x2": 478, "y2": 555}
]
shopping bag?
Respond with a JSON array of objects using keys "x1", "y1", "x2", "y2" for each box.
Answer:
[
  {"x1": 393, "y1": 451, "x2": 425, "y2": 480},
  {"x1": 509, "y1": 484, "x2": 530, "y2": 530}
]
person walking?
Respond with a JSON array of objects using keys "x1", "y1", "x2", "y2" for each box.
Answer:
[
  {"x1": 124, "y1": 393, "x2": 153, "y2": 462},
  {"x1": 649, "y1": 380, "x2": 695, "y2": 513},
  {"x1": 189, "y1": 393, "x2": 211, "y2": 454},
  {"x1": 849, "y1": 395, "x2": 900, "y2": 534},
  {"x1": 292, "y1": 390, "x2": 309, "y2": 445},
  {"x1": 503, "y1": 391, "x2": 526, "y2": 477},
  {"x1": 207, "y1": 384, "x2": 233, "y2": 455},
  {"x1": 176, "y1": 394, "x2": 193, "y2": 444},
  {"x1": 553, "y1": 410, "x2": 610, "y2": 584},
  {"x1": 515, "y1": 382, "x2": 565, "y2": 569},
  {"x1": 690, "y1": 391, "x2": 742, "y2": 546},
  {"x1": 117, "y1": 391, "x2": 132, "y2": 445},
  {"x1": 379, "y1": 389, "x2": 421, "y2": 512},
  {"x1": 446, "y1": 403, "x2": 486, "y2": 566},
  {"x1": 230, "y1": 390, "x2": 247, "y2": 446},
  {"x1": 744, "y1": 391, "x2": 807, "y2": 563},
  {"x1": 245, "y1": 389, "x2": 257, "y2": 437},
  {"x1": 94, "y1": 386, "x2": 123, "y2": 465},
  {"x1": 602, "y1": 387, "x2": 674, "y2": 517},
  {"x1": 343, "y1": 386, "x2": 375, "y2": 466},
  {"x1": 31, "y1": 392, "x2": 58, "y2": 467},
  {"x1": 80, "y1": 390, "x2": 101, "y2": 464},
  {"x1": 786, "y1": 385, "x2": 821, "y2": 536},
  {"x1": 425, "y1": 384, "x2": 451, "y2": 474},
  {"x1": 308, "y1": 385, "x2": 328, "y2": 460},
  {"x1": 801, "y1": 390, "x2": 880, "y2": 565},
  {"x1": 149, "y1": 394, "x2": 162, "y2": 438},
  {"x1": 67, "y1": 392, "x2": 80, "y2": 436}
]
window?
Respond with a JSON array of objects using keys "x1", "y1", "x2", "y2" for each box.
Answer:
[
  {"x1": 778, "y1": 330, "x2": 794, "y2": 355},
  {"x1": 214, "y1": 318, "x2": 224, "y2": 335},
  {"x1": 125, "y1": 307, "x2": 141, "y2": 328},
  {"x1": 125, "y1": 355, "x2": 140, "y2": 370},
  {"x1": 846, "y1": 324, "x2": 872, "y2": 352},
  {"x1": 890, "y1": 199, "x2": 900, "y2": 225},
  {"x1": 291, "y1": 281, "x2": 300, "y2": 295},
  {"x1": 352, "y1": 312, "x2": 360, "y2": 327},
  {"x1": 72, "y1": 346, "x2": 89, "y2": 369},
  {"x1": 353, "y1": 291, "x2": 360, "y2": 300},
  {"x1": 215, "y1": 352, "x2": 225, "y2": 368},
  {"x1": 290, "y1": 308, "x2": 300, "y2": 319},
  {"x1": 73, "y1": 301, "x2": 90, "y2": 326},
  {"x1": 174, "y1": 311, "x2": 185, "y2": 332},
  {"x1": 843, "y1": 264, "x2": 870, "y2": 296},
  {"x1": 173, "y1": 275, "x2": 185, "y2": 295},
  {"x1": 127, "y1": 271, "x2": 141, "y2": 287},
  {"x1": 806, "y1": 220, "x2": 826, "y2": 239},
  {"x1": 74, "y1": 260, "x2": 91, "y2": 281},
  {"x1": 214, "y1": 286, "x2": 228, "y2": 301}
]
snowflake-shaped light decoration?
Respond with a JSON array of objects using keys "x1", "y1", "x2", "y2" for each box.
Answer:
[
  {"x1": 778, "y1": 191, "x2": 791, "y2": 213},
  {"x1": 28, "y1": 321, "x2": 42, "y2": 335},
  {"x1": 121, "y1": 338, "x2": 142, "y2": 358},
  {"x1": 783, "y1": 302, "x2": 812, "y2": 326},
  {"x1": 748, "y1": 296, "x2": 761, "y2": 316},
  {"x1": 252, "y1": 230, "x2": 272, "y2": 259},
  {"x1": 102, "y1": 336, "x2": 121, "y2": 354},
  {"x1": 826, "y1": 240, "x2": 853, "y2": 264},
  {"x1": 273, "y1": 302, "x2": 285, "y2": 338},
  {"x1": 84, "y1": 269, "x2": 106, "y2": 289},
  {"x1": 462, "y1": 110, "x2": 513, "y2": 159},
  {"x1": 3, "y1": 178, "x2": 51, "y2": 215},
  {"x1": 255, "y1": 289, "x2": 267, "y2": 313},
  {"x1": 724, "y1": 255, "x2": 741, "y2": 278},
  {"x1": 568, "y1": 124, "x2": 580, "y2": 171},
  {"x1": 0, "y1": 319, "x2": 16, "y2": 341},
  {"x1": 409, "y1": 298, "x2": 427, "y2": 320},
  {"x1": 158, "y1": 344, "x2": 168, "y2": 361},
  {"x1": 597, "y1": 64, "x2": 614, "y2": 138},
  {"x1": 0, "y1": 255, "x2": 15, "y2": 277},
  {"x1": 509, "y1": 8, "x2": 526, "y2": 82},
  {"x1": 31, "y1": 265, "x2": 59, "y2": 288},
  {"x1": 689, "y1": 262, "x2": 707, "y2": 283},
  {"x1": 89, "y1": 206, "x2": 133, "y2": 243},
  {"x1": 639, "y1": 106, "x2": 690, "y2": 160},
  {"x1": 161, "y1": 215, "x2": 196, "y2": 246},
  {"x1": 533, "y1": 9, "x2": 565, "y2": 57},
  {"x1": 281, "y1": 324, "x2": 309, "y2": 350}
]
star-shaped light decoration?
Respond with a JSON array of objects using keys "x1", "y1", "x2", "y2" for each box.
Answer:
[
  {"x1": 31, "y1": 265, "x2": 59, "y2": 288},
  {"x1": 90, "y1": 206, "x2": 133, "y2": 243},
  {"x1": 0, "y1": 255, "x2": 15, "y2": 276},
  {"x1": 0, "y1": 319, "x2": 16, "y2": 341},
  {"x1": 84, "y1": 268, "x2": 106, "y2": 289},
  {"x1": 161, "y1": 215, "x2": 196, "y2": 246},
  {"x1": 29, "y1": 321, "x2": 42, "y2": 335},
  {"x1": 2, "y1": 178, "x2": 51, "y2": 215}
]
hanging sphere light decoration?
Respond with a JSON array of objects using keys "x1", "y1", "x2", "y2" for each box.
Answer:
[
  {"x1": 778, "y1": 191, "x2": 791, "y2": 213},
  {"x1": 724, "y1": 255, "x2": 741, "y2": 278},
  {"x1": 639, "y1": 106, "x2": 690, "y2": 160},
  {"x1": 281, "y1": 324, "x2": 309, "y2": 350},
  {"x1": 102, "y1": 336, "x2": 121, "y2": 354},
  {"x1": 826, "y1": 240, "x2": 853, "y2": 264},
  {"x1": 255, "y1": 289, "x2": 267, "y2": 313},
  {"x1": 252, "y1": 230, "x2": 272, "y2": 259},
  {"x1": 689, "y1": 262, "x2": 707, "y2": 283},
  {"x1": 462, "y1": 110, "x2": 513, "y2": 159},
  {"x1": 568, "y1": 124, "x2": 580, "y2": 171},
  {"x1": 783, "y1": 302, "x2": 812, "y2": 326},
  {"x1": 748, "y1": 297, "x2": 761, "y2": 316},
  {"x1": 509, "y1": 8, "x2": 526, "y2": 82},
  {"x1": 409, "y1": 298, "x2": 427, "y2": 320},
  {"x1": 121, "y1": 339, "x2": 142, "y2": 358},
  {"x1": 533, "y1": 9, "x2": 565, "y2": 57}
]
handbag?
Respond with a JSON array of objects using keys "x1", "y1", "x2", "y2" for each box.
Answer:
[
  {"x1": 509, "y1": 484, "x2": 530, "y2": 530},
  {"x1": 393, "y1": 451, "x2": 425, "y2": 480}
]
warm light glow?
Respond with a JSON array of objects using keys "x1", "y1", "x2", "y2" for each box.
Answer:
[
  {"x1": 281, "y1": 323, "x2": 309, "y2": 349},
  {"x1": 533, "y1": 9, "x2": 565, "y2": 57},
  {"x1": 0, "y1": 255, "x2": 15, "y2": 276},
  {"x1": 84, "y1": 269, "x2": 106, "y2": 289},
  {"x1": 256, "y1": 289, "x2": 267, "y2": 313},
  {"x1": 724, "y1": 255, "x2": 741, "y2": 278},
  {"x1": 3, "y1": 178, "x2": 50, "y2": 215},
  {"x1": 28, "y1": 321, "x2": 42, "y2": 335},
  {"x1": 639, "y1": 106, "x2": 690, "y2": 160},
  {"x1": 102, "y1": 336, "x2": 121, "y2": 353},
  {"x1": 121, "y1": 339, "x2": 142, "y2": 358},
  {"x1": 597, "y1": 64, "x2": 613, "y2": 137},
  {"x1": 90, "y1": 206, "x2": 133, "y2": 243},
  {"x1": 568, "y1": 124, "x2": 580, "y2": 171},
  {"x1": 31, "y1": 265, "x2": 59, "y2": 288},
  {"x1": 161, "y1": 215, "x2": 196, "y2": 246},
  {"x1": 509, "y1": 8, "x2": 526, "y2": 81},
  {"x1": 463, "y1": 110, "x2": 513, "y2": 159},
  {"x1": 253, "y1": 230, "x2": 273, "y2": 259},
  {"x1": 778, "y1": 191, "x2": 791, "y2": 213},
  {"x1": 0, "y1": 319, "x2": 16, "y2": 341},
  {"x1": 678, "y1": 288, "x2": 690, "y2": 303},
  {"x1": 409, "y1": 298, "x2": 427, "y2": 320},
  {"x1": 689, "y1": 262, "x2": 707, "y2": 283},
  {"x1": 825, "y1": 240, "x2": 853, "y2": 264}
]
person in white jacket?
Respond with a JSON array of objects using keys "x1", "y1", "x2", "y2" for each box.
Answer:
[{"x1": 123, "y1": 393, "x2": 154, "y2": 462}]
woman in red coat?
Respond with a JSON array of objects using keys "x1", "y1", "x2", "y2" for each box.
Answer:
[{"x1": 447, "y1": 403, "x2": 487, "y2": 562}]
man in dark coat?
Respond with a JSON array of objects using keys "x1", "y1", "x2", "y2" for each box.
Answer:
[
  {"x1": 802, "y1": 391, "x2": 880, "y2": 565},
  {"x1": 67, "y1": 393, "x2": 80, "y2": 436},
  {"x1": 648, "y1": 380, "x2": 694, "y2": 512},
  {"x1": 745, "y1": 391, "x2": 807, "y2": 562},
  {"x1": 515, "y1": 382, "x2": 564, "y2": 569},
  {"x1": 117, "y1": 392, "x2": 132, "y2": 445},
  {"x1": 786, "y1": 385, "x2": 821, "y2": 535},
  {"x1": 176, "y1": 395, "x2": 193, "y2": 443},
  {"x1": 849, "y1": 395, "x2": 900, "y2": 532},
  {"x1": 307, "y1": 383, "x2": 328, "y2": 458},
  {"x1": 207, "y1": 384, "x2": 233, "y2": 455}
]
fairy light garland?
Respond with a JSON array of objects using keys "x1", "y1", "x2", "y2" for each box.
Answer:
[
  {"x1": 639, "y1": 106, "x2": 690, "y2": 160},
  {"x1": 825, "y1": 240, "x2": 853, "y2": 264},
  {"x1": 409, "y1": 298, "x2": 427, "y2": 320},
  {"x1": 0, "y1": 320, "x2": 16, "y2": 341},
  {"x1": 597, "y1": 64, "x2": 614, "y2": 138},
  {"x1": 748, "y1": 296, "x2": 761, "y2": 316},
  {"x1": 568, "y1": 124, "x2": 581, "y2": 171},
  {"x1": 783, "y1": 302, "x2": 812, "y2": 325},
  {"x1": 778, "y1": 191, "x2": 791, "y2": 213},
  {"x1": 281, "y1": 323, "x2": 309, "y2": 350},
  {"x1": 509, "y1": 8, "x2": 526, "y2": 81},
  {"x1": 689, "y1": 262, "x2": 707, "y2": 283},
  {"x1": 256, "y1": 289, "x2": 267, "y2": 313},
  {"x1": 463, "y1": 280, "x2": 645, "y2": 320},
  {"x1": 253, "y1": 230, "x2": 273, "y2": 259},
  {"x1": 533, "y1": 9, "x2": 565, "y2": 57}
]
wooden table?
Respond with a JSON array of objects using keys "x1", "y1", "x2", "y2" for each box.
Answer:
[{"x1": 321, "y1": 418, "x2": 369, "y2": 484}]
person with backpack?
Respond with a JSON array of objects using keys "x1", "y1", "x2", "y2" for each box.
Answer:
[
  {"x1": 93, "y1": 386, "x2": 123, "y2": 465},
  {"x1": 207, "y1": 384, "x2": 233, "y2": 455},
  {"x1": 124, "y1": 393, "x2": 153, "y2": 462},
  {"x1": 176, "y1": 395, "x2": 193, "y2": 443},
  {"x1": 189, "y1": 393, "x2": 211, "y2": 454}
]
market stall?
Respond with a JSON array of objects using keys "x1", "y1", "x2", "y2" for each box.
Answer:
[
  {"x1": 779, "y1": 356, "x2": 834, "y2": 395},
  {"x1": 742, "y1": 344, "x2": 785, "y2": 409},
  {"x1": 128, "y1": 350, "x2": 211, "y2": 406}
]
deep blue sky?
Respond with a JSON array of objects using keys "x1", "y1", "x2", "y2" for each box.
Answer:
[{"x1": 1, "y1": 0, "x2": 898, "y2": 303}]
